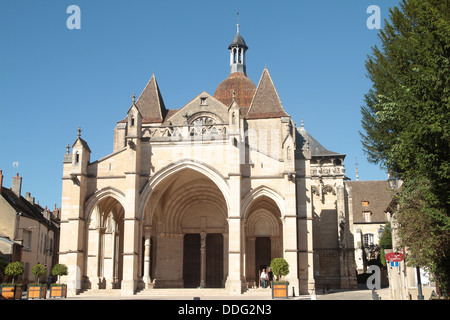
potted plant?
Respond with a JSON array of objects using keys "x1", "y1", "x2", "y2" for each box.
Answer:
[
  {"x1": 27, "y1": 264, "x2": 48, "y2": 299},
  {"x1": 50, "y1": 264, "x2": 68, "y2": 298},
  {"x1": 1, "y1": 261, "x2": 24, "y2": 300},
  {"x1": 270, "y1": 258, "x2": 290, "y2": 299}
]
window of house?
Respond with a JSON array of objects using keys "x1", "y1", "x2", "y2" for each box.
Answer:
[
  {"x1": 363, "y1": 233, "x2": 374, "y2": 247},
  {"x1": 385, "y1": 211, "x2": 391, "y2": 221},
  {"x1": 23, "y1": 230, "x2": 31, "y2": 251},
  {"x1": 200, "y1": 97, "x2": 207, "y2": 106},
  {"x1": 362, "y1": 201, "x2": 369, "y2": 207},
  {"x1": 363, "y1": 211, "x2": 372, "y2": 222}
]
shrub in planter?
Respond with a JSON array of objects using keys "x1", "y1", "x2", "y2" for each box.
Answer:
[
  {"x1": 1, "y1": 262, "x2": 24, "y2": 300},
  {"x1": 50, "y1": 264, "x2": 68, "y2": 298},
  {"x1": 27, "y1": 264, "x2": 48, "y2": 299},
  {"x1": 31, "y1": 264, "x2": 48, "y2": 284},
  {"x1": 270, "y1": 258, "x2": 290, "y2": 299},
  {"x1": 27, "y1": 283, "x2": 47, "y2": 299},
  {"x1": 1, "y1": 283, "x2": 23, "y2": 300},
  {"x1": 270, "y1": 258, "x2": 289, "y2": 281}
]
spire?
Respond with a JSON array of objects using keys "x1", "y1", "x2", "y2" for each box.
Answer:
[
  {"x1": 245, "y1": 68, "x2": 289, "y2": 119},
  {"x1": 236, "y1": 11, "x2": 240, "y2": 33},
  {"x1": 135, "y1": 73, "x2": 167, "y2": 123},
  {"x1": 355, "y1": 157, "x2": 360, "y2": 181}
]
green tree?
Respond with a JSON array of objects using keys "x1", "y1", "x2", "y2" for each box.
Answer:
[
  {"x1": 4, "y1": 262, "x2": 24, "y2": 284},
  {"x1": 31, "y1": 264, "x2": 47, "y2": 284},
  {"x1": 379, "y1": 222, "x2": 392, "y2": 267},
  {"x1": 270, "y1": 258, "x2": 289, "y2": 281},
  {"x1": 360, "y1": 0, "x2": 450, "y2": 292},
  {"x1": 395, "y1": 177, "x2": 450, "y2": 292},
  {"x1": 51, "y1": 264, "x2": 68, "y2": 284}
]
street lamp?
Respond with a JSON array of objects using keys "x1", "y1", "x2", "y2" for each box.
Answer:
[
  {"x1": 416, "y1": 266, "x2": 425, "y2": 300},
  {"x1": 388, "y1": 173, "x2": 397, "y2": 189}
]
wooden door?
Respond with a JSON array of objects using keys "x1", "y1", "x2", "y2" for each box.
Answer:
[
  {"x1": 206, "y1": 233, "x2": 223, "y2": 288},
  {"x1": 255, "y1": 237, "x2": 271, "y2": 283},
  {"x1": 183, "y1": 234, "x2": 201, "y2": 288}
]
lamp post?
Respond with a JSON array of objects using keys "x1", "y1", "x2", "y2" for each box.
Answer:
[{"x1": 416, "y1": 266, "x2": 424, "y2": 300}]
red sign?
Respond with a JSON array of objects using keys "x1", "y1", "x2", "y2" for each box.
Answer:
[{"x1": 385, "y1": 252, "x2": 405, "y2": 262}]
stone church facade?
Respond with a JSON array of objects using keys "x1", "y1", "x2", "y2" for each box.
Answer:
[{"x1": 59, "y1": 25, "x2": 357, "y2": 296}]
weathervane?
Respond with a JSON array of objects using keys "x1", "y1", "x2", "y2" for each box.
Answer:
[{"x1": 237, "y1": 11, "x2": 240, "y2": 32}]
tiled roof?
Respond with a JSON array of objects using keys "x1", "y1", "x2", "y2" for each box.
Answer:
[
  {"x1": 345, "y1": 180, "x2": 394, "y2": 223},
  {"x1": 135, "y1": 74, "x2": 167, "y2": 123},
  {"x1": 214, "y1": 72, "x2": 256, "y2": 108},
  {"x1": 245, "y1": 68, "x2": 289, "y2": 119}
]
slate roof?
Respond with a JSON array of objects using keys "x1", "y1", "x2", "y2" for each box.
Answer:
[
  {"x1": 345, "y1": 180, "x2": 394, "y2": 223},
  {"x1": 228, "y1": 31, "x2": 248, "y2": 50},
  {"x1": 0, "y1": 187, "x2": 57, "y2": 229},
  {"x1": 296, "y1": 125, "x2": 344, "y2": 158},
  {"x1": 245, "y1": 68, "x2": 289, "y2": 119}
]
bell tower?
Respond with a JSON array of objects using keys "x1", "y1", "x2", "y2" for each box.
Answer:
[{"x1": 229, "y1": 13, "x2": 248, "y2": 75}]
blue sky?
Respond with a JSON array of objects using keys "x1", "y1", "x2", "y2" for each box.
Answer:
[{"x1": 0, "y1": 0, "x2": 401, "y2": 208}]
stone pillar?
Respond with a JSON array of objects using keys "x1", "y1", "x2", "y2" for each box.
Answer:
[
  {"x1": 103, "y1": 229, "x2": 114, "y2": 289},
  {"x1": 226, "y1": 174, "x2": 245, "y2": 294},
  {"x1": 297, "y1": 154, "x2": 316, "y2": 295},
  {"x1": 200, "y1": 231, "x2": 207, "y2": 288},
  {"x1": 246, "y1": 237, "x2": 256, "y2": 286},
  {"x1": 143, "y1": 226, "x2": 152, "y2": 287},
  {"x1": 283, "y1": 173, "x2": 300, "y2": 295}
]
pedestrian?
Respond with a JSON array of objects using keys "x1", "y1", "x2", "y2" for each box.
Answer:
[
  {"x1": 268, "y1": 267, "x2": 273, "y2": 288},
  {"x1": 260, "y1": 269, "x2": 268, "y2": 288}
]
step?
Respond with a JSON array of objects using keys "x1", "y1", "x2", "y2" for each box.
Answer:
[
  {"x1": 78, "y1": 288, "x2": 122, "y2": 296},
  {"x1": 136, "y1": 288, "x2": 230, "y2": 297}
]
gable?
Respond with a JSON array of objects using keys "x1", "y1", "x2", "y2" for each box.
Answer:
[{"x1": 164, "y1": 92, "x2": 229, "y2": 125}]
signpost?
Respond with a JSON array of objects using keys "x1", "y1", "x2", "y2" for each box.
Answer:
[{"x1": 385, "y1": 252, "x2": 405, "y2": 264}]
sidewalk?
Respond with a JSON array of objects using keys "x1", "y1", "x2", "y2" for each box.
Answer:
[
  {"x1": 316, "y1": 287, "x2": 390, "y2": 300},
  {"x1": 59, "y1": 287, "x2": 390, "y2": 300}
]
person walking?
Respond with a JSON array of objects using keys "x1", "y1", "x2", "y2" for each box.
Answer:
[{"x1": 260, "y1": 269, "x2": 268, "y2": 288}]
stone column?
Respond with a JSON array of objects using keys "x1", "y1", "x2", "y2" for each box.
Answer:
[
  {"x1": 200, "y1": 231, "x2": 207, "y2": 288},
  {"x1": 143, "y1": 225, "x2": 152, "y2": 287},
  {"x1": 226, "y1": 174, "x2": 244, "y2": 294},
  {"x1": 246, "y1": 237, "x2": 256, "y2": 286}
]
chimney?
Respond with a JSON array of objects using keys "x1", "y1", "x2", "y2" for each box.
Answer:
[
  {"x1": 25, "y1": 192, "x2": 35, "y2": 204},
  {"x1": 53, "y1": 204, "x2": 60, "y2": 220},
  {"x1": 0, "y1": 170, "x2": 3, "y2": 195},
  {"x1": 11, "y1": 173, "x2": 22, "y2": 197}
]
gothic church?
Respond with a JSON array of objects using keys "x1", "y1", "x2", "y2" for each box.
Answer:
[{"x1": 59, "y1": 24, "x2": 357, "y2": 296}]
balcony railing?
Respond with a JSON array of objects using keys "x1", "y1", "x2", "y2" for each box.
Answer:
[{"x1": 142, "y1": 124, "x2": 228, "y2": 140}]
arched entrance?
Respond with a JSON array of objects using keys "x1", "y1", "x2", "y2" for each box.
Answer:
[
  {"x1": 85, "y1": 194, "x2": 125, "y2": 289},
  {"x1": 142, "y1": 167, "x2": 229, "y2": 288},
  {"x1": 244, "y1": 193, "x2": 283, "y2": 288}
]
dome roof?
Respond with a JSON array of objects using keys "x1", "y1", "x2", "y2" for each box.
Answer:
[
  {"x1": 214, "y1": 72, "x2": 256, "y2": 108},
  {"x1": 228, "y1": 32, "x2": 248, "y2": 50}
]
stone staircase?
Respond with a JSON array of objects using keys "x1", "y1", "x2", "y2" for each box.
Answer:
[
  {"x1": 77, "y1": 288, "x2": 123, "y2": 297},
  {"x1": 77, "y1": 286, "x2": 301, "y2": 299}
]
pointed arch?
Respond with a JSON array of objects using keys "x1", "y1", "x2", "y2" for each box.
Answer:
[
  {"x1": 241, "y1": 185, "x2": 285, "y2": 219},
  {"x1": 84, "y1": 187, "x2": 126, "y2": 222},
  {"x1": 139, "y1": 159, "x2": 231, "y2": 221}
]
